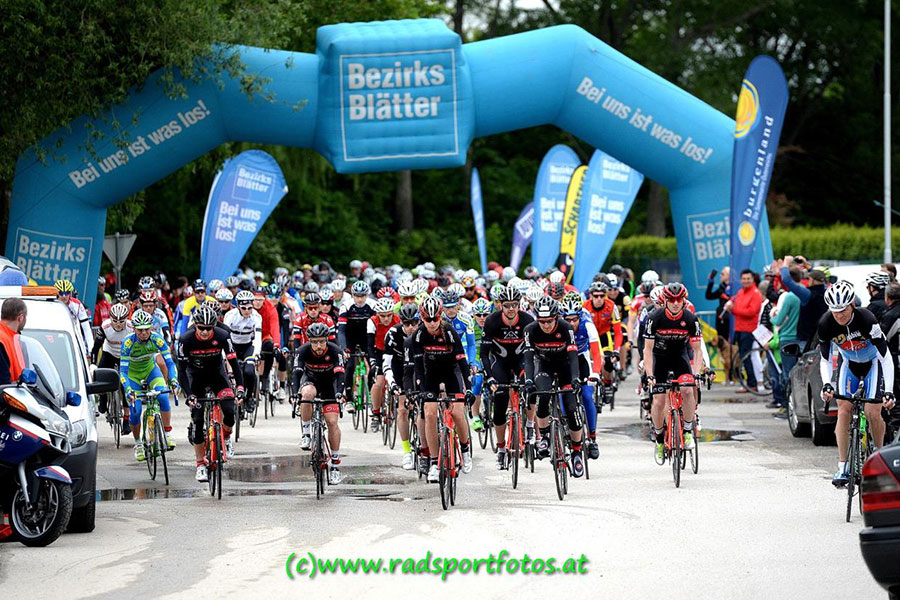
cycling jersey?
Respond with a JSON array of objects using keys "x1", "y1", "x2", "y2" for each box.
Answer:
[
  {"x1": 338, "y1": 301, "x2": 376, "y2": 351},
  {"x1": 818, "y1": 308, "x2": 894, "y2": 394},
  {"x1": 522, "y1": 319, "x2": 579, "y2": 383},
  {"x1": 292, "y1": 312, "x2": 336, "y2": 347},
  {"x1": 367, "y1": 314, "x2": 401, "y2": 353},
  {"x1": 582, "y1": 297, "x2": 622, "y2": 352},
  {"x1": 480, "y1": 310, "x2": 534, "y2": 365},
  {"x1": 178, "y1": 296, "x2": 217, "y2": 336},
  {"x1": 177, "y1": 325, "x2": 243, "y2": 388},
  {"x1": 119, "y1": 331, "x2": 177, "y2": 394},
  {"x1": 644, "y1": 307, "x2": 700, "y2": 381},
  {"x1": 293, "y1": 341, "x2": 346, "y2": 399},
  {"x1": 571, "y1": 309, "x2": 602, "y2": 373},
  {"x1": 223, "y1": 307, "x2": 262, "y2": 355},
  {"x1": 382, "y1": 323, "x2": 413, "y2": 391},
  {"x1": 93, "y1": 318, "x2": 133, "y2": 361},
  {"x1": 257, "y1": 300, "x2": 281, "y2": 346},
  {"x1": 411, "y1": 323, "x2": 470, "y2": 395},
  {"x1": 445, "y1": 311, "x2": 477, "y2": 367}
]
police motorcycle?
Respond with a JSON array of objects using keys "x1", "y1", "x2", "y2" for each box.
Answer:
[{"x1": 0, "y1": 337, "x2": 82, "y2": 546}]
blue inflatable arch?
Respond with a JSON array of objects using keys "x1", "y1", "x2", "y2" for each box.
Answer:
[{"x1": 7, "y1": 19, "x2": 770, "y2": 311}]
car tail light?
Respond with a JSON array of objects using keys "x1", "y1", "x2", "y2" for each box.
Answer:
[{"x1": 861, "y1": 453, "x2": 900, "y2": 512}]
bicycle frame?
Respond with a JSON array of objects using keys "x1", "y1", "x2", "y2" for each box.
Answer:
[{"x1": 833, "y1": 387, "x2": 883, "y2": 521}]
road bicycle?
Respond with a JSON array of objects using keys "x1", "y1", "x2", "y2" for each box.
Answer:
[
  {"x1": 105, "y1": 378, "x2": 126, "y2": 449},
  {"x1": 531, "y1": 381, "x2": 579, "y2": 501},
  {"x1": 348, "y1": 350, "x2": 370, "y2": 432},
  {"x1": 832, "y1": 386, "x2": 883, "y2": 522},
  {"x1": 133, "y1": 386, "x2": 175, "y2": 485},
  {"x1": 197, "y1": 395, "x2": 228, "y2": 500},
  {"x1": 492, "y1": 379, "x2": 527, "y2": 489},
  {"x1": 382, "y1": 387, "x2": 398, "y2": 449},
  {"x1": 297, "y1": 397, "x2": 340, "y2": 500},
  {"x1": 424, "y1": 394, "x2": 467, "y2": 510},
  {"x1": 650, "y1": 372, "x2": 698, "y2": 488}
]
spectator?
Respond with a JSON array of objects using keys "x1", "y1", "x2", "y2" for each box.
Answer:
[
  {"x1": 0, "y1": 298, "x2": 27, "y2": 385},
  {"x1": 705, "y1": 266, "x2": 731, "y2": 339},
  {"x1": 866, "y1": 271, "x2": 890, "y2": 321},
  {"x1": 779, "y1": 256, "x2": 828, "y2": 347},
  {"x1": 883, "y1": 263, "x2": 897, "y2": 281},
  {"x1": 881, "y1": 282, "x2": 900, "y2": 427},
  {"x1": 770, "y1": 267, "x2": 802, "y2": 417},
  {"x1": 758, "y1": 281, "x2": 785, "y2": 410},
  {"x1": 724, "y1": 268, "x2": 763, "y2": 393},
  {"x1": 93, "y1": 277, "x2": 112, "y2": 327}
]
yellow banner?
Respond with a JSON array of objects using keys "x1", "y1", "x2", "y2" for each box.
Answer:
[{"x1": 555, "y1": 164, "x2": 587, "y2": 283}]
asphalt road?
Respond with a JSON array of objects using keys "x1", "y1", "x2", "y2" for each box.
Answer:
[{"x1": 0, "y1": 379, "x2": 884, "y2": 599}]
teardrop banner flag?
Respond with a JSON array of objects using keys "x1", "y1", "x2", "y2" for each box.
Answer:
[
  {"x1": 531, "y1": 145, "x2": 580, "y2": 272},
  {"x1": 728, "y1": 56, "x2": 787, "y2": 292},
  {"x1": 470, "y1": 167, "x2": 488, "y2": 274},
  {"x1": 572, "y1": 150, "x2": 644, "y2": 292},
  {"x1": 200, "y1": 150, "x2": 289, "y2": 281},
  {"x1": 510, "y1": 202, "x2": 534, "y2": 272},
  {"x1": 555, "y1": 165, "x2": 587, "y2": 283}
]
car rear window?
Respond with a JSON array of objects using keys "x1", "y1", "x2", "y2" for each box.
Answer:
[{"x1": 21, "y1": 329, "x2": 78, "y2": 392}]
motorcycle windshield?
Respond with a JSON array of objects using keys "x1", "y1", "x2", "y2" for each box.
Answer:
[{"x1": 19, "y1": 336, "x2": 66, "y2": 410}]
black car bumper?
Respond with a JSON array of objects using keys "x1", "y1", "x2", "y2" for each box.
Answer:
[
  {"x1": 860, "y1": 524, "x2": 900, "y2": 593},
  {"x1": 61, "y1": 440, "x2": 97, "y2": 508}
]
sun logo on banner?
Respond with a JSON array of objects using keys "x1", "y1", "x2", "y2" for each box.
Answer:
[
  {"x1": 738, "y1": 220, "x2": 756, "y2": 246},
  {"x1": 734, "y1": 79, "x2": 760, "y2": 139}
]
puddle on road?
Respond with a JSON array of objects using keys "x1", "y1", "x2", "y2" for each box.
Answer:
[
  {"x1": 225, "y1": 456, "x2": 413, "y2": 485},
  {"x1": 605, "y1": 422, "x2": 755, "y2": 442},
  {"x1": 96, "y1": 487, "x2": 422, "y2": 501}
]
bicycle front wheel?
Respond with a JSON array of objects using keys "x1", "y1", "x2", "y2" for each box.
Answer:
[
  {"x1": 312, "y1": 425, "x2": 324, "y2": 500},
  {"x1": 389, "y1": 399, "x2": 398, "y2": 449},
  {"x1": 207, "y1": 436, "x2": 217, "y2": 497},
  {"x1": 734, "y1": 348, "x2": 772, "y2": 396},
  {"x1": 551, "y1": 420, "x2": 565, "y2": 501},
  {"x1": 509, "y1": 411, "x2": 520, "y2": 489},
  {"x1": 156, "y1": 418, "x2": 169, "y2": 486},
  {"x1": 361, "y1": 387, "x2": 370, "y2": 433},
  {"x1": 145, "y1": 415, "x2": 157, "y2": 480},
  {"x1": 690, "y1": 421, "x2": 700, "y2": 474},
  {"x1": 847, "y1": 422, "x2": 860, "y2": 522},
  {"x1": 670, "y1": 413, "x2": 682, "y2": 488},
  {"x1": 439, "y1": 427, "x2": 451, "y2": 510},
  {"x1": 112, "y1": 391, "x2": 122, "y2": 449}
]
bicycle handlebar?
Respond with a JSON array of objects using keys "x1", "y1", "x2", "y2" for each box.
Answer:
[
  {"x1": 831, "y1": 393, "x2": 885, "y2": 404},
  {"x1": 133, "y1": 388, "x2": 174, "y2": 398}
]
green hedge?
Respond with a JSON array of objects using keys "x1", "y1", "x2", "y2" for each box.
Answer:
[{"x1": 604, "y1": 225, "x2": 899, "y2": 271}]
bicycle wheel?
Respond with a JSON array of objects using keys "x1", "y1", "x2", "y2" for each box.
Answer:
[
  {"x1": 312, "y1": 424, "x2": 324, "y2": 500},
  {"x1": 361, "y1": 386, "x2": 370, "y2": 433},
  {"x1": 216, "y1": 423, "x2": 224, "y2": 500},
  {"x1": 734, "y1": 348, "x2": 772, "y2": 396},
  {"x1": 235, "y1": 400, "x2": 241, "y2": 442},
  {"x1": 207, "y1": 431, "x2": 217, "y2": 497},
  {"x1": 450, "y1": 437, "x2": 459, "y2": 506},
  {"x1": 551, "y1": 420, "x2": 565, "y2": 501},
  {"x1": 112, "y1": 391, "x2": 122, "y2": 448},
  {"x1": 145, "y1": 414, "x2": 157, "y2": 480},
  {"x1": 381, "y1": 401, "x2": 390, "y2": 446},
  {"x1": 846, "y1": 423, "x2": 859, "y2": 522},
  {"x1": 250, "y1": 392, "x2": 259, "y2": 428},
  {"x1": 264, "y1": 389, "x2": 270, "y2": 420},
  {"x1": 156, "y1": 418, "x2": 169, "y2": 485},
  {"x1": 670, "y1": 413, "x2": 682, "y2": 488},
  {"x1": 690, "y1": 421, "x2": 699, "y2": 474},
  {"x1": 509, "y1": 411, "x2": 520, "y2": 489},
  {"x1": 389, "y1": 398, "x2": 398, "y2": 449},
  {"x1": 439, "y1": 427, "x2": 451, "y2": 510}
]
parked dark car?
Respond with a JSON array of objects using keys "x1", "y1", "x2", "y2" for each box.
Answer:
[
  {"x1": 860, "y1": 444, "x2": 900, "y2": 599},
  {"x1": 784, "y1": 337, "x2": 838, "y2": 446}
]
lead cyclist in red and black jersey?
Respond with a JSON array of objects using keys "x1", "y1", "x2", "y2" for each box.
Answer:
[{"x1": 818, "y1": 280, "x2": 896, "y2": 487}]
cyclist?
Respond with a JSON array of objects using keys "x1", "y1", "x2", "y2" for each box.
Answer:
[
  {"x1": 292, "y1": 292, "x2": 335, "y2": 347},
  {"x1": 120, "y1": 310, "x2": 180, "y2": 462},
  {"x1": 294, "y1": 322, "x2": 346, "y2": 485},
  {"x1": 606, "y1": 274, "x2": 632, "y2": 375},
  {"x1": 178, "y1": 304, "x2": 244, "y2": 481},
  {"x1": 137, "y1": 289, "x2": 173, "y2": 343},
  {"x1": 481, "y1": 286, "x2": 535, "y2": 470},
  {"x1": 524, "y1": 296, "x2": 585, "y2": 477},
  {"x1": 469, "y1": 298, "x2": 492, "y2": 432},
  {"x1": 383, "y1": 303, "x2": 421, "y2": 469},
  {"x1": 137, "y1": 277, "x2": 175, "y2": 335},
  {"x1": 441, "y1": 289, "x2": 479, "y2": 404},
  {"x1": 818, "y1": 280, "x2": 896, "y2": 486},
  {"x1": 319, "y1": 287, "x2": 340, "y2": 321},
  {"x1": 338, "y1": 280, "x2": 376, "y2": 413},
  {"x1": 224, "y1": 290, "x2": 262, "y2": 416},
  {"x1": 412, "y1": 296, "x2": 473, "y2": 482},
  {"x1": 92, "y1": 302, "x2": 133, "y2": 427},
  {"x1": 560, "y1": 296, "x2": 602, "y2": 459},
  {"x1": 627, "y1": 273, "x2": 659, "y2": 356},
  {"x1": 643, "y1": 282, "x2": 705, "y2": 462},
  {"x1": 253, "y1": 286, "x2": 284, "y2": 403},
  {"x1": 367, "y1": 297, "x2": 400, "y2": 431},
  {"x1": 583, "y1": 281, "x2": 623, "y2": 387},
  {"x1": 214, "y1": 288, "x2": 234, "y2": 317},
  {"x1": 55, "y1": 279, "x2": 93, "y2": 352},
  {"x1": 178, "y1": 279, "x2": 214, "y2": 337}
]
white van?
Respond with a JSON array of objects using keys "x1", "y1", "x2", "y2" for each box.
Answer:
[{"x1": 0, "y1": 286, "x2": 119, "y2": 532}]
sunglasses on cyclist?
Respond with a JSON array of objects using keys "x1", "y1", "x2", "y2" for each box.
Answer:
[
  {"x1": 196, "y1": 325, "x2": 214, "y2": 332},
  {"x1": 564, "y1": 316, "x2": 580, "y2": 323},
  {"x1": 238, "y1": 303, "x2": 252, "y2": 309},
  {"x1": 501, "y1": 301, "x2": 519, "y2": 309},
  {"x1": 537, "y1": 318, "x2": 556, "y2": 325},
  {"x1": 111, "y1": 317, "x2": 126, "y2": 324},
  {"x1": 58, "y1": 292, "x2": 71, "y2": 297},
  {"x1": 401, "y1": 320, "x2": 418, "y2": 327},
  {"x1": 422, "y1": 316, "x2": 440, "y2": 324},
  {"x1": 591, "y1": 292, "x2": 605, "y2": 298}
]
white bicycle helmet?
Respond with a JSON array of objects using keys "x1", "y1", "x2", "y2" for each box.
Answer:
[
  {"x1": 374, "y1": 297, "x2": 395, "y2": 314},
  {"x1": 215, "y1": 288, "x2": 234, "y2": 302},
  {"x1": 641, "y1": 270, "x2": 660, "y2": 285},
  {"x1": 824, "y1": 280, "x2": 856, "y2": 311},
  {"x1": 110, "y1": 303, "x2": 130, "y2": 320},
  {"x1": 235, "y1": 290, "x2": 254, "y2": 304},
  {"x1": 866, "y1": 271, "x2": 891, "y2": 289},
  {"x1": 398, "y1": 281, "x2": 417, "y2": 298}
]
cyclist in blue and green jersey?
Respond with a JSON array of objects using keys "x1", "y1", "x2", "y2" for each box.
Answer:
[
  {"x1": 120, "y1": 310, "x2": 180, "y2": 462},
  {"x1": 470, "y1": 298, "x2": 492, "y2": 431}
]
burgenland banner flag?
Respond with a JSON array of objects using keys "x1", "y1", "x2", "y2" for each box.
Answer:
[
  {"x1": 729, "y1": 56, "x2": 787, "y2": 291},
  {"x1": 200, "y1": 150, "x2": 289, "y2": 281},
  {"x1": 510, "y1": 202, "x2": 534, "y2": 272},
  {"x1": 572, "y1": 150, "x2": 644, "y2": 292},
  {"x1": 532, "y1": 145, "x2": 581, "y2": 272},
  {"x1": 470, "y1": 167, "x2": 488, "y2": 274},
  {"x1": 555, "y1": 165, "x2": 588, "y2": 283}
]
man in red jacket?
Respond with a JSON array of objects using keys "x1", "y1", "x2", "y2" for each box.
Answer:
[
  {"x1": 253, "y1": 288, "x2": 283, "y2": 400},
  {"x1": 723, "y1": 269, "x2": 763, "y2": 393}
]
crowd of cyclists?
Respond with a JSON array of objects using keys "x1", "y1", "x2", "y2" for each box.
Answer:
[{"x1": 58, "y1": 255, "x2": 900, "y2": 495}]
